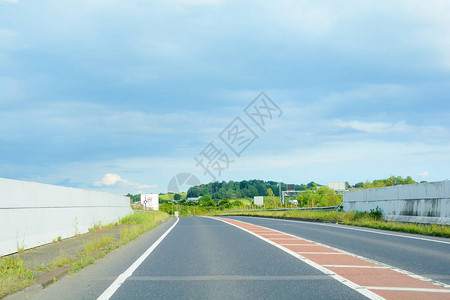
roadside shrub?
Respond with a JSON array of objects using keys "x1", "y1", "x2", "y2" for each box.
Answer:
[
  {"x1": 369, "y1": 206, "x2": 383, "y2": 220},
  {"x1": 233, "y1": 200, "x2": 244, "y2": 207}
]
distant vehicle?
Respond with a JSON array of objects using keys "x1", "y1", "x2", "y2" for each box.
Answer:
[{"x1": 288, "y1": 200, "x2": 298, "y2": 205}]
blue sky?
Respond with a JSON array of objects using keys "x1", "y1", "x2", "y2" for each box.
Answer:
[{"x1": 1, "y1": 0, "x2": 449, "y2": 195}]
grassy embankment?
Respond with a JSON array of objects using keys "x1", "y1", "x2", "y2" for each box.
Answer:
[
  {"x1": 159, "y1": 198, "x2": 255, "y2": 217},
  {"x1": 159, "y1": 193, "x2": 187, "y2": 201},
  {"x1": 0, "y1": 211, "x2": 169, "y2": 298},
  {"x1": 159, "y1": 196, "x2": 449, "y2": 238},
  {"x1": 69, "y1": 211, "x2": 169, "y2": 273},
  {"x1": 219, "y1": 210, "x2": 450, "y2": 238},
  {"x1": 0, "y1": 257, "x2": 34, "y2": 298}
]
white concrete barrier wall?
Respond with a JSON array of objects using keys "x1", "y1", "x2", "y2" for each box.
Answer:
[
  {"x1": 343, "y1": 180, "x2": 450, "y2": 224},
  {"x1": 0, "y1": 178, "x2": 131, "y2": 256}
]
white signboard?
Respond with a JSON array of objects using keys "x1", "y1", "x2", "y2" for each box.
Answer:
[
  {"x1": 328, "y1": 182, "x2": 346, "y2": 192},
  {"x1": 254, "y1": 196, "x2": 264, "y2": 206},
  {"x1": 141, "y1": 194, "x2": 159, "y2": 211}
]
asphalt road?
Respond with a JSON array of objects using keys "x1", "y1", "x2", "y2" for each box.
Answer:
[
  {"x1": 23, "y1": 216, "x2": 450, "y2": 300},
  {"x1": 110, "y1": 217, "x2": 365, "y2": 300},
  {"x1": 225, "y1": 216, "x2": 450, "y2": 285}
]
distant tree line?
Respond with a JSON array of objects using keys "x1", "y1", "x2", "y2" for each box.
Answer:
[
  {"x1": 186, "y1": 179, "x2": 321, "y2": 199},
  {"x1": 125, "y1": 193, "x2": 140, "y2": 202},
  {"x1": 297, "y1": 187, "x2": 342, "y2": 207},
  {"x1": 349, "y1": 176, "x2": 417, "y2": 189},
  {"x1": 128, "y1": 176, "x2": 418, "y2": 205}
]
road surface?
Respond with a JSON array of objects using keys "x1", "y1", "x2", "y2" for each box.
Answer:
[
  {"x1": 226, "y1": 216, "x2": 450, "y2": 285},
  {"x1": 24, "y1": 216, "x2": 450, "y2": 300}
]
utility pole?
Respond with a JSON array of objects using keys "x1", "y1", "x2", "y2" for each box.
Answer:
[{"x1": 279, "y1": 179, "x2": 282, "y2": 206}]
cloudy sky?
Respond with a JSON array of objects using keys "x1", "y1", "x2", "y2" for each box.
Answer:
[{"x1": 1, "y1": 0, "x2": 449, "y2": 195}]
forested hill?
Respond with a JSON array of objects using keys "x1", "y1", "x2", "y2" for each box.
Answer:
[
  {"x1": 185, "y1": 176, "x2": 418, "y2": 200},
  {"x1": 186, "y1": 180, "x2": 320, "y2": 199}
]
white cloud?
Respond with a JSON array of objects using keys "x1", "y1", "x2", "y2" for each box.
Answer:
[
  {"x1": 94, "y1": 173, "x2": 156, "y2": 190},
  {"x1": 177, "y1": 0, "x2": 222, "y2": 5},
  {"x1": 94, "y1": 173, "x2": 122, "y2": 186},
  {"x1": 261, "y1": 0, "x2": 336, "y2": 38},
  {"x1": 223, "y1": 139, "x2": 450, "y2": 185},
  {"x1": 336, "y1": 120, "x2": 412, "y2": 133},
  {"x1": 333, "y1": 119, "x2": 449, "y2": 143},
  {"x1": 0, "y1": 29, "x2": 19, "y2": 50},
  {"x1": 0, "y1": 101, "x2": 229, "y2": 143},
  {"x1": 134, "y1": 39, "x2": 189, "y2": 60},
  {"x1": 400, "y1": 0, "x2": 450, "y2": 69},
  {"x1": 418, "y1": 171, "x2": 429, "y2": 179},
  {"x1": 0, "y1": 77, "x2": 22, "y2": 103},
  {"x1": 6, "y1": 134, "x2": 450, "y2": 196},
  {"x1": 326, "y1": 84, "x2": 406, "y2": 102}
]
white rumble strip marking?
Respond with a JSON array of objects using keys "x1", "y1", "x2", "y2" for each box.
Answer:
[
  {"x1": 364, "y1": 287, "x2": 450, "y2": 293},
  {"x1": 209, "y1": 217, "x2": 450, "y2": 300},
  {"x1": 208, "y1": 217, "x2": 385, "y2": 300},
  {"x1": 323, "y1": 265, "x2": 390, "y2": 269},
  {"x1": 279, "y1": 244, "x2": 317, "y2": 246},
  {"x1": 296, "y1": 252, "x2": 346, "y2": 254},
  {"x1": 232, "y1": 218, "x2": 450, "y2": 290}
]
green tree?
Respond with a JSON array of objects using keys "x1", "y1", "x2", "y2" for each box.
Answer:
[
  {"x1": 362, "y1": 176, "x2": 417, "y2": 189},
  {"x1": 199, "y1": 195, "x2": 212, "y2": 202},
  {"x1": 174, "y1": 193, "x2": 181, "y2": 200},
  {"x1": 315, "y1": 187, "x2": 341, "y2": 207},
  {"x1": 201, "y1": 188, "x2": 210, "y2": 196},
  {"x1": 233, "y1": 200, "x2": 244, "y2": 207},
  {"x1": 306, "y1": 182, "x2": 318, "y2": 190},
  {"x1": 267, "y1": 188, "x2": 274, "y2": 197},
  {"x1": 247, "y1": 186, "x2": 258, "y2": 197},
  {"x1": 298, "y1": 190, "x2": 315, "y2": 207},
  {"x1": 353, "y1": 182, "x2": 364, "y2": 188},
  {"x1": 198, "y1": 195, "x2": 215, "y2": 207},
  {"x1": 404, "y1": 176, "x2": 416, "y2": 185}
]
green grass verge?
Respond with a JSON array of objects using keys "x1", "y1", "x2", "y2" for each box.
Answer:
[
  {"x1": 69, "y1": 211, "x2": 169, "y2": 274},
  {"x1": 219, "y1": 210, "x2": 450, "y2": 238},
  {"x1": 51, "y1": 255, "x2": 74, "y2": 269},
  {"x1": 159, "y1": 193, "x2": 187, "y2": 201},
  {"x1": 88, "y1": 221, "x2": 119, "y2": 232},
  {"x1": 231, "y1": 198, "x2": 252, "y2": 205},
  {"x1": 0, "y1": 257, "x2": 35, "y2": 298},
  {"x1": 0, "y1": 211, "x2": 170, "y2": 298}
]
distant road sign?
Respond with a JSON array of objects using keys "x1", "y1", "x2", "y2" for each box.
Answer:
[
  {"x1": 254, "y1": 196, "x2": 264, "y2": 206},
  {"x1": 328, "y1": 182, "x2": 346, "y2": 192},
  {"x1": 141, "y1": 194, "x2": 159, "y2": 210},
  {"x1": 287, "y1": 184, "x2": 295, "y2": 191}
]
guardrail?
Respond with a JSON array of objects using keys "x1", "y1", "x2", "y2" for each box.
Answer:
[{"x1": 227, "y1": 205, "x2": 340, "y2": 213}]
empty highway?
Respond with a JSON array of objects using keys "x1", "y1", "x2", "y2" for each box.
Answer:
[{"x1": 25, "y1": 216, "x2": 450, "y2": 300}]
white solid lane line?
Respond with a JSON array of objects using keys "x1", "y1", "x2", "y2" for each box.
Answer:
[
  {"x1": 232, "y1": 217, "x2": 450, "y2": 289},
  {"x1": 210, "y1": 217, "x2": 385, "y2": 300},
  {"x1": 364, "y1": 287, "x2": 450, "y2": 293},
  {"x1": 279, "y1": 244, "x2": 318, "y2": 246},
  {"x1": 322, "y1": 265, "x2": 390, "y2": 269},
  {"x1": 296, "y1": 252, "x2": 346, "y2": 254},
  {"x1": 97, "y1": 218, "x2": 179, "y2": 300}
]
